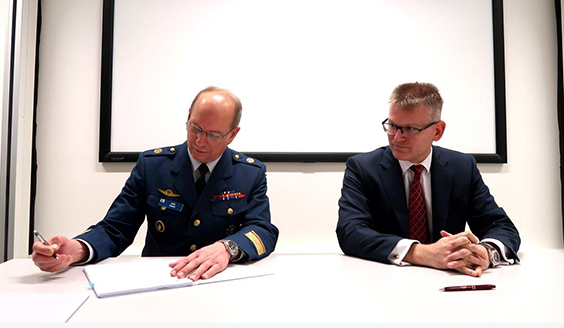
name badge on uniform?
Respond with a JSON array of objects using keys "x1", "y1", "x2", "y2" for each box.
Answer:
[{"x1": 158, "y1": 198, "x2": 184, "y2": 212}]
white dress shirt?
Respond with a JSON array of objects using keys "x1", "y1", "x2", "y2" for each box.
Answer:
[
  {"x1": 188, "y1": 148, "x2": 221, "y2": 183},
  {"x1": 388, "y1": 148, "x2": 514, "y2": 266}
]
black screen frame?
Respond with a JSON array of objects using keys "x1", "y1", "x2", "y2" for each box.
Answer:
[{"x1": 99, "y1": 0, "x2": 508, "y2": 163}]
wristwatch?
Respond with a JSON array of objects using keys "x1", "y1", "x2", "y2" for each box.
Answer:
[
  {"x1": 220, "y1": 239, "x2": 239, "y2": 261},
  {"x1": 479, "y1": 242, "x2": 500, "y2": 268}
]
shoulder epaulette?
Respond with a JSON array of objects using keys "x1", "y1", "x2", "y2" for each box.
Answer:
[
  {"x1": 231, "y1": 152, "x2": 262, "y2": 167},
  {"x1": 144, "y1": 146, "x2": 178, "y2": 156}
]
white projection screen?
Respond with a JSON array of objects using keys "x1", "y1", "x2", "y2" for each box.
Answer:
[{"x1": 99, "y1": 0, "x2": 507, "y2": 163}]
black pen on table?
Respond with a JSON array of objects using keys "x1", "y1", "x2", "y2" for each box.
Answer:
[
  {"x1": 33, "y1": 230, "x2": 59, "y2": 260},
  {"x1": 440, "y1": 284, "x2": 495, "y2": 292}
]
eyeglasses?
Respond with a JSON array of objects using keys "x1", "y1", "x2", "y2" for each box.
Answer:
[
  {"x1": 382, "y1": 118, "x2": 438, "y2": 138},
  {"x1": 187, "y1": 122, "x2": 234, "y2": 142}
]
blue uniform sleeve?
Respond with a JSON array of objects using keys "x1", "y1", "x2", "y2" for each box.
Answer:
[
  {"x1": 74, "y1": 154, "x2": 147, "y2": 262},
  {"x1": 227, "y1": 164, "x2": 279, "y2": 261}
]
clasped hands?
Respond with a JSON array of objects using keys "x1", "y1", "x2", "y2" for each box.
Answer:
[{"x1": 405, "y1": 230, "x2": 491, "y2": 277}]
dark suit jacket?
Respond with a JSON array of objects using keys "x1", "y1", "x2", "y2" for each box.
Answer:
[
  {"x1": 75, "y1": 142, "x2": 279, "y2": 263},
  {"x1": 336, "y1": 146, "x2": 520, "y2": 264}
]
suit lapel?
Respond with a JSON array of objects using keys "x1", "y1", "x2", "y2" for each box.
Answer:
[
  {"x1": 379, "y1": 147, "x2": 410, "y2": 237},
  {"x1": 430, "y1": 146, "x2": 454, "y2": 242},
  {"x1": 171, "y1": 142, "x2": 198, "y2": 211},
  {"x1": 192, "y1": 148, "x2": 234, "y2": 217}
]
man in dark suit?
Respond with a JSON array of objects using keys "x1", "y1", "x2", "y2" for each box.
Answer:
[
  {"x1": 32, "y1": 87, "x2": 279, "y2": 281},
  {"x1": 336, "y1": 82, "x2": 520, "y2": 277}
]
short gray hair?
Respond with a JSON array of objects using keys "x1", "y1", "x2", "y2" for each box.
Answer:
[{"x1": 389, "y1": 82, "x2": 443, "y2": 121}]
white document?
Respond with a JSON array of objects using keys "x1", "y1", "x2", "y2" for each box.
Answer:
[
  {"x1": 83, "y1": 259, "x2": 273, "y2": 298},
  {"x1": 0, "y1": 292, "x2": 90, "y2": 323}
]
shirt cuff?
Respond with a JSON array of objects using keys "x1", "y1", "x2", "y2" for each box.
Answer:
[
  {"x1": 388, "y1": 239, "x2": 419, "y2": 266},
  {"x1": 481, "y1": 238, "x2": 517, "y2": 265},
  {"x1": 71, "y1": 239, "x2": 94, "y2": 265}
]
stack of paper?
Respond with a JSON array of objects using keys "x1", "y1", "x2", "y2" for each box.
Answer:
[{"x1": 83, "y1": 259, "x2": 272, "y2": 298}]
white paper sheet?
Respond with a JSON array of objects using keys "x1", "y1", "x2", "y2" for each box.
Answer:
[
  {"x1": 83, "y1": 259, "x2": 273, "y2": 298},
  {"x1": 0, "y1": 292, "x2": 90, "y2": 323}
]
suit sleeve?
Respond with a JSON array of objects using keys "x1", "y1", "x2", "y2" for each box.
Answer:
[
  {"x1": 336, "y1": 157, "x2": 403, "y2": 264},
  {"x1": 74, "y1": 155, "x2": 147, "y2": 262},
  {"x1": 228, "y1": 164, "x2": 279, "y2": 261},
  {"x1": 466, "y1": 156, "x2": 521, "y2": 259}
]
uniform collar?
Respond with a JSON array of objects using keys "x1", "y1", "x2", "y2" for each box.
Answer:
[{"x1": 187, "y1": 145, "x2": 221, "y2": 176}]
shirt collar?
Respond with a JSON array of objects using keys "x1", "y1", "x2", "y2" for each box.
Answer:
[
  {"x1": 398, "y1": 147, "x2": 433, "y2": 175},
  {"x1": 187, "y1": 146, "x2": 221, "y2": 176}
]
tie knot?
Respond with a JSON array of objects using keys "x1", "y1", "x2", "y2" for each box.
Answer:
[
  {"x1": 410, "y1": 165, "x2": 425, "y2": 176},
  {"x1": 197, "y1": 164, "x2": 209, "y2": 177}
]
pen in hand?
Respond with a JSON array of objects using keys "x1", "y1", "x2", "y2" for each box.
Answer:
[
  {"x1": 33, "y1": 230, "x2": 59, "y2": 260},
  {"x1": 440, "y1": 284, "x2": 495, "y2": 292}
]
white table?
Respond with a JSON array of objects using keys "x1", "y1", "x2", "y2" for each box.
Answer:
[{"x1": 1, "y1": 248, "x2": 563, "y2": 323}]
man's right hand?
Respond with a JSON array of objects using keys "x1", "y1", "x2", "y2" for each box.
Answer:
[
  {"x1": 403, "y1": 230, "x2": 481, "y2": 275},
  {"x1": 31, "y1": 235, "x2": 88, "y2": 272}
]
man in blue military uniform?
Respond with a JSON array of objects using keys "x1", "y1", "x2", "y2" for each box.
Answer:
[{"x1": 32, "y1": 87, "x2": 279, "y2": 281}]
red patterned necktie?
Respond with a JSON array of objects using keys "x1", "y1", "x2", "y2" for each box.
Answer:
[{"x1": 409, "y1": 165, "x2": 429, "y2": 244}]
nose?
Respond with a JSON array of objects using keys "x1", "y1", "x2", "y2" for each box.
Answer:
[
  {"x1": 195, "y1": 132, "x2": 208, "y2": 145},
  {"x1": 393, "y1": 129, "x2": 406, "y2": 141}
]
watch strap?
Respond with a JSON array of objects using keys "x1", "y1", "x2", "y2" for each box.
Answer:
[
  {"x1": 220, "y1": 239, "x2": 239, "y2": 261},
  {"x1": 479, "y1": 242, "x2": 500, "y2": 268}
]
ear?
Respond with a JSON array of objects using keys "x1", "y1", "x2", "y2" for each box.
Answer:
[
  {"x1": 433, "y1": 121, "x2": 446, "y2": 142},
  {"x1": 227, "y1": 126, "x2": 240, "y2": 144}
]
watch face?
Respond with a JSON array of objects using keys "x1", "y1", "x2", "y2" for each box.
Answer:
[
  {"x1": 481, "y1": 243, "x2": 500, "y2": 267},
  {"x1": 492, "y1": 251, "x2": 500, "y2": 264},
  {"x1": 224, "y1": 240, "x2": 238, "y2": 255}
]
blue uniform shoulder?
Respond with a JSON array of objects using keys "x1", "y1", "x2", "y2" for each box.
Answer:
[
  {"x1": 228, "y1": 149, "x2": 264, "y2": 168},
  {"x1": 142, "y1": 145, "x2": 181, "y2": 157}
]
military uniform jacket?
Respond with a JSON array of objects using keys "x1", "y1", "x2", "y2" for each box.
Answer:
[
  {"x1": 75, "y1": 143, "x2": 279, "y2": 263},
  {"x1": 336, "y1": 146, "x2": 520, "y2": 264}
]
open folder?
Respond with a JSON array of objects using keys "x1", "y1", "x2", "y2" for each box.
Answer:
[{"x1": 83, "y1": 259, "x2": 273, "y2": 298}]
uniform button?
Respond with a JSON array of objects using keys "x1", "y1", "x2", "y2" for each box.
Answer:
[
  {"x1": 246, "y1": 157, "x2": 255, "y2": 163},
  {"x1": 170, "y1": 147, "x2": 175, "y2": 152},
  {"x1": 156, "y1": 220, "x2": 165, "y2": 233},
  {"x1": 154, "y1": 148, "x2": 162, "y2": 154},
  {"x1": 227, "y1": 208, "x2": 234, "y2": 215},
  {"x1": 193, "y1": 219, "x2": 201, "y2": 227},
  {"x1": 234, "y1": 154, "x2": 240, "y2": 159},
  {"x1": 160, "y1": 206, "x2": 166, "y2": 211},
  {"x1": 190, "y1": 245, "x2": 197, "y2": 251}
]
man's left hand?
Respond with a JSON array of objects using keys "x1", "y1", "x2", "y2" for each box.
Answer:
[
  {"x1": 442, "y1": 230, "x2": 490, "y2": 277},
  {"x1": 169, "y1": 242, "x2": 230, "y2": 281}
]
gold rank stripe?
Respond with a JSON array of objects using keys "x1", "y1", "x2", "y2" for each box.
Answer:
[{"x1": 244, "y1": 230, "x2": 266, "y2": 256}]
